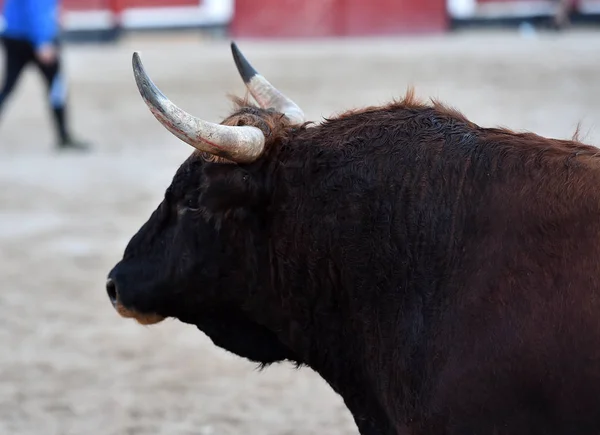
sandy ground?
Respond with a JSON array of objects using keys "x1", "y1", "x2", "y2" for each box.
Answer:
[{"x1": 1, "y1": 28, "x2": 600, "y2": 435}]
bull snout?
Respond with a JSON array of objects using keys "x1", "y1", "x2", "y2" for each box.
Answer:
[
  {"x1": 106, "y1": 278, "x2": 118, "y2": 308},
  {"x1": 105, "y1": 269, "x2": 166, "y2": 325}
]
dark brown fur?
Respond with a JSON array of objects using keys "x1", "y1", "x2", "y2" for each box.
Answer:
[{"x1": 108, "y1": 89, "x2": 600, "y2": 435}]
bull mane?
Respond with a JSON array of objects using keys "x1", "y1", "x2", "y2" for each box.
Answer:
[
  {"x1": 225, "y1": 88, "x2": 595, "y2": 169},
  {"x1": 334, "y1": 86, "x2": 474, "y2": 126},
  {"x1": 338, "y1": 86, "x2": 589, "y2": 147}
]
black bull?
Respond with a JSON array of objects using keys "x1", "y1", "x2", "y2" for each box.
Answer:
[{"x1": 107, "y1": 43, "x2": 600, "y2": 435}]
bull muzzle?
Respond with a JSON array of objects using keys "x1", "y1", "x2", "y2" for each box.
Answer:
[{"x1": 105, "y1": 276, "x2": 166, "y2": 326}]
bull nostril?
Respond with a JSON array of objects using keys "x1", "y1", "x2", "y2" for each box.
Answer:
[{"x1": 106, "y1": 278, "x2": 118, "y2": 307}]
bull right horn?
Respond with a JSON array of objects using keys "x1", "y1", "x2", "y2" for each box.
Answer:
[
  {"x1": 132, "y1": 52, "x2": 266, "y2": 164},
  {"x1": 231, "y1": 42, "x2": 305, "y2": 125}
]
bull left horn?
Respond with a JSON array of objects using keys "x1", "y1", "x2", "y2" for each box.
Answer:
[
  {"x1": 230, "y1": 42, "x2": 305, "y2": 125},
  {"x1": 132, "y1": 52, "x2": 266, "y2": 164}
]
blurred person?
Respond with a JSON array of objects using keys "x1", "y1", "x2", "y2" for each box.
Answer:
[
  {"x1": 553, "y1": 0, "x2": 578, "y2": 29},
  {"x1": 0, "y1": 0, "x2": 90, "y2": 151}
]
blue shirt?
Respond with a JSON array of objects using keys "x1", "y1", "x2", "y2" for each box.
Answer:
[{"x1": 2, "y1": 0, "x2": 59, "y2": 49}]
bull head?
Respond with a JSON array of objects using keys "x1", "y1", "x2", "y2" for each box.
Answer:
[
  {"x1": 132, "y1": 43, "x2": 305, "y2": 163},
  {"x1": 105, "y1": 44, "x2": 308, "y2": 365}
]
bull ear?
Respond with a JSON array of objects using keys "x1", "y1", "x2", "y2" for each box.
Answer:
[{"x1": 201, "y1": 164, "x2": 267, "y2": 214}]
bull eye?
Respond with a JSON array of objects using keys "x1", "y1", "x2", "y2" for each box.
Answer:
[
  {"x1": 177, "y1": 197, "x2": 198, "y2": 216},
  {"x1": 186, "y1": 198, "x2": 196, "y2": 209}
]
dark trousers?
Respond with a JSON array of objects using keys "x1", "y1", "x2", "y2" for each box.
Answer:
[{"x1": 0, "y1": 36, "x2": 70, "y2": 143}]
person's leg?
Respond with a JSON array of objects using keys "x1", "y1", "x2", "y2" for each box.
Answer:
[
  {"x1": 0, "y1": 37, "x2": 33, "y2": 118},
  {"x1": 33, "y1": 43, "x2": 89, "y2": 150}
]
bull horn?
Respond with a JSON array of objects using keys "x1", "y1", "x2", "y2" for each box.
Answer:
[
  {"x1": 230, "y1": 42, "x2": 305, "y2": 125},
  {"x1": 132, "y1": 52, "x2": 265, "y2": 164}
]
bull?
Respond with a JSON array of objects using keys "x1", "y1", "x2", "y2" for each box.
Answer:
[{"x1": 106, "y1": 43, "x2": 600, "y2": 435}]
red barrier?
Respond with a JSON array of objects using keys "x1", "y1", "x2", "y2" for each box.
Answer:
[
  {"x1": 231, "y1": 0, "x2": 448, "y2": 38},
  {"x1": 62, "y1": 0, "x2": 110, "y2": 10},
  {"x1": 343, "y1": 0, "x2": 448, "y2": 35},
  {"x1": 114, "y1": 0, "x2": 198, "y2": 7},
  {"x1": 231, "y1": 0, "x2": 344, "y2": 38}
]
